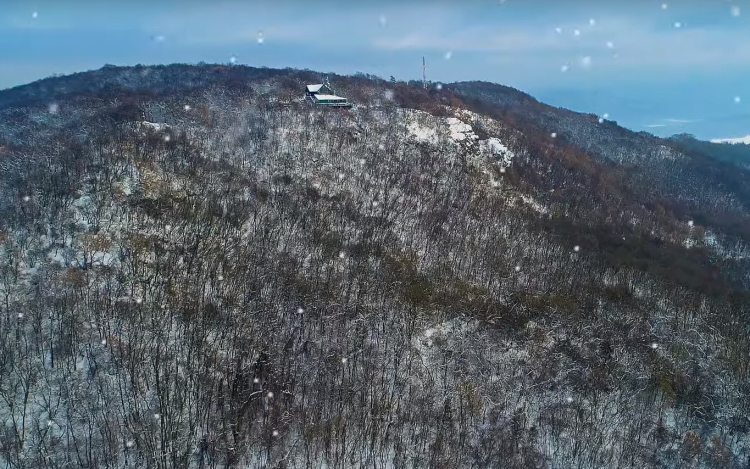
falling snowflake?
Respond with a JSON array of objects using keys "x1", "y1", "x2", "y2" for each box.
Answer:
[
  {"x1": 673, "y1": 22, "x2": 682, "y2": 28},
  {"x1": 551, "y1": 132, "x2": 557, "y2": 138},
  {"x1": 229, "y1": 56, "x2": 237, "y2": 64},
  {"x1": 101, "y1": 339, "x2": 107, "y2": 345},
  {"x1": 23, "y1": 195, "x2": 30, "y2": 202},
  {"x1": 47, "y1": 420, "x2": 54, "y2": 427},
  {"x1": 561, "y1": 64, "x2": 570, "y2": 73},
  {"x1": 297, "y1": 307, "x2": 305, "y2": 314},
  {"x1": 573, "y1": 245, "x2": 580, "y2": 252},
  {"x1": 581, "y1": 56, "x2": 592, "y2": 67},
  {"x1": 153, "y1": 35, "x2": 165, "y2": 42},
  {"x1": 598, "y1": 117, "x2": 605, "y2": 123},
  {"x1": 589, "y1": 18, "x2": 596, "y2": 26},
  {"x1": 734, "y1": 96, "x2": 741, "y2": 103},
  {"x1": 257, "y1": 31, "x2": 264, "y2": 44},
  {"x1": 341, "y1": 357, "x2": 347, "y2": 364},
  {"x1": 217, "y1": 275, "x2": 224, "y2": 281},
  {"x1": 267, "y1": 392, "x2": 274, "y2": 399},
  {"x1": 183, "y1": 104, "x2": 191, "y2": 111},
  {"x1": 436, "y1": 83, "x2": 443, "y2": 90},
  {"x1": 573, "y1": 29, "x2": 581, "y2": 36},
  {"x1": 515, "y1": 265, "x2": 521, "y2": 272},
  {"x1": 606, "y1": 41, "x2": 614, "y2": 49},
  {"x1": 17, "y1": 313, "x2": 23, "y2": 319},
  {"x1": 272, "y1": 430, "x2": 279, "y2": 437},
  {"x1": 688, "y1": 220, "x2": 694, "y2": 227},
  {"x1": 338, "y1": 173, "x2": 344, "y2": 180},
  {"x1": 444, "y1": 51, "x2": 453, "y2": 60},
  {"x1": 566, "y1": 396, "x2": 573, "y2": 403},
  {"x1": 135, "y1": 298, "x2": 142, "y2": 304},
  {"x1": 499, "y1": 167, "x2": 506, "y2": 173},
  {"x1": 651, "y1": 343, "x2": 659, "y2": 349},
  {"x1": 253, "y1": 377, "x2": 260, "y2": 384},
  {"x1": 731, "y1": 6, "x2": 740, "y2": 17},
  {"x1": 555, "y1": 27, "x2": 562, "y2": 33},
  {"x1": 48, "y1": 103, "x2": 59, "y2": 114},
  {"x1": 379, "y1": 14, "x2": 387, "y2": 27},
  {"x1": 154, "y1": 413, "x2": 160, "y2": 419},
  {"x1": 372, "y1": 200, "x2": 379, "y2": 207},
  {"x1": 32, "y1": 11, "x2": 38, "y2": 19},
  {"x1": 661, "y1": 3, "x2": 668, "y2": 9},
  {"x1": 338, "y1": 251, "x2": 346, "y2": 259},
  {"x1": 126, "y1": 440, "x2": 135, "y2": 448},
  {"x1": 163, "y1": 135, "x2": 171, "y2": 142}
]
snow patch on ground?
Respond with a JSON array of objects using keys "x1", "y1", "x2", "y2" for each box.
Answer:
[
  {"x1": 139, "y1": 121, "x2": 170, "y2": 132},
  {"x1": 652, "y1": 145, "x2": 683, "y2": 161},
  {"x1": 445, "y1": 117, "x2": 477, "y2": 142},
  {"x1": 482, "y1": 137, "x2": 515, "y2": 166},
  {"x1": 115, "y1": 176, "x2": 134, "y2": 196},
  {"x1": 520, "y1": 194, "x2": 548, "y2": 214},
  {"x1": 406, "y1": 118, "x2": 438, "y2": 143},
  {"x1": 704, "y1": 230, "x2": 750, "y2": 260},
  {"x1": 71, "y1": 195, "x2": 93, "y2": 231},
  {"x1": 413, "y1": 318, "x2": 468, "y2": 353}
]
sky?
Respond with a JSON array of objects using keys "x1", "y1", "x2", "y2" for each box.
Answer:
[{"x1": 1, "y1": 0, "x2": 749, "y2": 141}]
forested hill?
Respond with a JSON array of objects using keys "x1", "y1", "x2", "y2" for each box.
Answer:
[
  {"x1": 668, "y1": 132, "x2": 750, "y2": 170},
  {"x1": 0, "y1": 63, "x2": 749, "y2": 469}
]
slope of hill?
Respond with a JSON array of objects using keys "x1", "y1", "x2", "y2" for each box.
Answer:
[
  {"x1": 670, "y1": 133, "x2": 750, "y2": 170},
  {"x1": 0, "y1": 64, "x2": 749, "y2": 469}
]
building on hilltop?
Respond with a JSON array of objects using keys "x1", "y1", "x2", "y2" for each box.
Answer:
[
  {"x1": 305, "y1": 83, "x2": 332, "y2": 97},
  {"x1": 305, "y1": 80, "x2": 352, "y2": 107}
]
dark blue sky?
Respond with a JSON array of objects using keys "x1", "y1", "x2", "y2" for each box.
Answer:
[{"x1": 1, "y1": 0, "x2": 749, "y2": 140}]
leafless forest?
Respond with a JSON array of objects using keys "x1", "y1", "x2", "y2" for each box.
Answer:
[{"x1": 0, "y1": 65, "x2": 749, "y2": 468}]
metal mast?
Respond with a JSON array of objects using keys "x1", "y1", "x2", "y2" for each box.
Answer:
[{"x1": 422, "y1": 56, "x2": 427, "y2": 89}]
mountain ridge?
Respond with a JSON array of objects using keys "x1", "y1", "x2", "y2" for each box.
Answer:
[{"x1": 0, "y1": 63, "x2": 749, "y2": 469}]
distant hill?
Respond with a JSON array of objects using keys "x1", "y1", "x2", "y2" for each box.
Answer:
[
  {"x1": 711, "y1": 135, "x2": 750, "y2": 145},
  {"x1": 669, "y1": 132, "x2": 750, "y2": 169}
]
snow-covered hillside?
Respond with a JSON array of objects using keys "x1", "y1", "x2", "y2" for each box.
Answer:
[{"x1": 1, "y1": 66, "x2": 749, "y2": 469}]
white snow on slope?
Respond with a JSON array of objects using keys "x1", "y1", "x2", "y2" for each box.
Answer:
[
  {"x1": 406, "y1": 119, "x2": 438, "y2": 143},
  {"x1": 139, "y1": 121, "x2": 170, "y2": 132},
  {"x1": 710, "y1": 135, "x2": 750, "y2": 144},
  {"x1": 445, "y1": 117, "x2": 477, "y2": 141},
  {"x1": 482, "y1": 137, "x2": 515, "y2": 166},
  {"x1": 520, "y1": 194, "x2": 548, "y2": 214}
]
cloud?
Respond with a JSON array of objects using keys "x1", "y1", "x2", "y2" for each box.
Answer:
[
  {"x1": 645, "y1": 118, "x2": 702, "y2": 128},
  {"x1": 370, "y1": 13, "x2": 750, "y2": 71},
  {"x1": 138, "y1": 2, "x2": 448, "y2": 48},
  {"x1": 665, "y1": 118, "x2": 701, "y2": 124}
]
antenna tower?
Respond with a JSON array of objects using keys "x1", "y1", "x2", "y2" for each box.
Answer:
[{"x1": 422, "y1": 56, "x2": 427, "y2": 89}]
